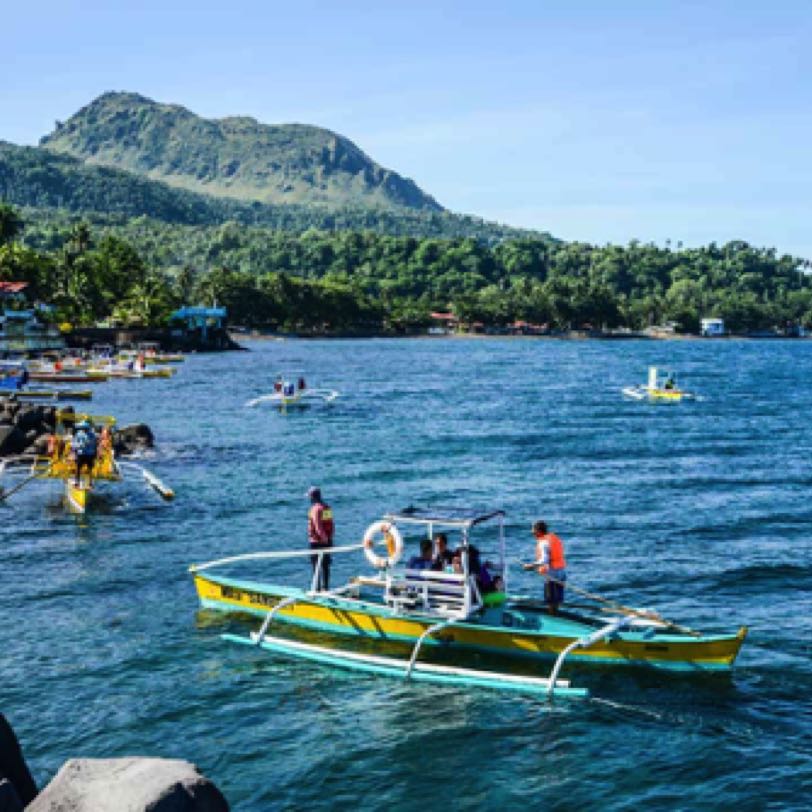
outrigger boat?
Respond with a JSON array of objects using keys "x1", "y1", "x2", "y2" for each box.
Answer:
[
  {"x1": 0, "y1": 410, "x2": 174, "y2": 514},
  {"x1": 623, "y1": 366, "x2": 697, "y2": 402},
  {"x1": 16, "y1": 388, "x2": 93, "y2": 401},
  {"x1": 0, "y1": 361, "x2": 91, "y2": 401},
  {"x1": 191, "y1": 506, "x2": 746, "y2": 699},
  {"x1": 247, "y1": 377, "x2": 338, "y2": 409},
  {"x1": 29, "y1": 369, "x2": 109, "y2": 384}
]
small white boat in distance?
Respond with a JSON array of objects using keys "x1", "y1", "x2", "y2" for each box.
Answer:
[
  {"x1": 622, "y1": 366, "x2": 697, "y2": 402},
  {"x1": 247, "y1": 377, "x2": 339, "y2": 408}
]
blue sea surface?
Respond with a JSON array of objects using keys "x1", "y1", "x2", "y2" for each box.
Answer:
[{"x1": 2, "y1": 338, "x2": 811, "y2": 810}]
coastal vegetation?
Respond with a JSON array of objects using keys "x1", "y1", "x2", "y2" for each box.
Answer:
[{"x1": 3, "y1": 202, "x2": 812, "y2": 333}]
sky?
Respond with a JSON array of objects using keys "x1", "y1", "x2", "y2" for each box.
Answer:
[{"x1": 3, "y1": 0, "x2": 812, "y2": 256}]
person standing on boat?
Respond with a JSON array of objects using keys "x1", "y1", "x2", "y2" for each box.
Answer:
[
  {"x1": 72, "y1": 420, "x2": 97, "y2": 487},
  {"x1": 307, "y1": 486, "x2": 334, "y2": 591},
  {"x1": 525, "y1": 520, "x2": 567, "y2": 613}
]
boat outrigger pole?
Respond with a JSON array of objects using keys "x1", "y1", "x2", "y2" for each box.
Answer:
[{"x1": 116, "y1": 461, "x2": 175, "y2": 501}]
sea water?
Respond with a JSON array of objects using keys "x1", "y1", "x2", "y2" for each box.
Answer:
[{"x1": 3, "y1": 338, "x2": 811, "y2": 810}]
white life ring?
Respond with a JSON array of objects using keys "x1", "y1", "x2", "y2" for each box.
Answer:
[{"x1": 363, "y1": 520, "x2": 404, "y2": 569}]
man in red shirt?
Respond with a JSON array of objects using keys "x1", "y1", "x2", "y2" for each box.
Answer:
[{"x1": 307, "y1": 486, "x2": 334, "y2": 591}]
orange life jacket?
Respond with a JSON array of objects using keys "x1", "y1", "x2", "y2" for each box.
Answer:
[{"x1": 546, "y1": 533, "x2": 566, "y2": 570}]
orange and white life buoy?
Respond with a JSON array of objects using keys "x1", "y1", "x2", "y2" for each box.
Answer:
[{"x1": 363, "y1": 520, "x2": 404, "y2": 569}]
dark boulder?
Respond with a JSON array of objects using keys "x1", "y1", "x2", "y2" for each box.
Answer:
[
  {"x1": 27, "y1": 758, "x2": 229, "y2": 812},
  {"x1": 0, "y1": 714, "x2": 36, "y2": 806},
  {"x1": 115, "y1": 423, "x2": 155, "y2": 456},
  {"x1": 14, "y1": 405, "x2": 45, "y2": 434},
  {"x1": 0, "y1": 426, "x2": 27, "y2": 457},
  {"x1": 0, "y1": 779, "x2": 23, "y2": 812}
]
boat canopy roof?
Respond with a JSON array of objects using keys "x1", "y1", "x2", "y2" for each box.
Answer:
[{"x1": 386, "y1": 505, "x2": 505, "y2": 528}]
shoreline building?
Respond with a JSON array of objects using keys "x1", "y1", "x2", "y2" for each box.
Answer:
[{"x1": 700, "y1": 317, "x2": 725, "y2": 337}]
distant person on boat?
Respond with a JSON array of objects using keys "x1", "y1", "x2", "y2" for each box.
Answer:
[
  {"x1": 664, "y1": 375, "x2": 676, "y2": 390},
  {"x1": 524, "y1": 520, "x2": 567, "y2": 613},
  {"x1": 431, "y1": 533, "x2": 454, "y2": 571},
  {"x1": 307, "y1": 486, "x2": 334, "y2": 591},
  {"x1": 408, "y1": 539, "x2": 435, "y2": 571},
  {"x1": 72, "y1": 420, "x2": 97, "y2": 486},
  {"x1": 298, "y1": 377, "x2": 306, "y2": 391},
  {"x1": 273, "y1": 377, "x2": 283, "y2": 393}
]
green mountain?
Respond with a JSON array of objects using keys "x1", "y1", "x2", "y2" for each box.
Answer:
[
  {"x1": 40, "y1": 91, "x2": 442, "y2": 211},
  {"x1": 0, "y1": 140, "x2": 540, "y2": 241}
]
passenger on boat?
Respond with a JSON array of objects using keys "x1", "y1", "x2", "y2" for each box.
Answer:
[
  {"x1": 431, "y1": 533, "x2": 454, "y2": 571},
  {"x1": 307, "y1": 486, "x2": 334, "y2": 590},
  {"x1": 283, "y1": 381, "x2": 296, "y2": 397},
  {"x1": 98, "y1": 426, "x2": 113, "y2": 458},
  {"x1": 408, "y1": 539, "x2": 435, "y2": 571},
  {"x1": 298, "y1": 377, "x2": 306, "y2": 391},
  {"x1": 273, "y1": 378, "x2": 283, "y2": 393},
  {"x1": 525, "y1": 520, "x2": 567, "y2": 613},
  {"x1": 72, "y1": 420, "x2": 97, "y2": 486},
  {"x1": 663, "y1": 375, "x2": 676, "y2": 390}
]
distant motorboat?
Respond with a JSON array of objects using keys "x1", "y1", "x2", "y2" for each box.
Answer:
[
  {"x1": 246, "y1": 377, "x2": 339, "y2": 409},
  {"x1": 622, "y1": 366, "x2": 697, "y2": 402}
]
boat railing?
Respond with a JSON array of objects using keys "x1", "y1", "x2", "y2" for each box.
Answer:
[{"x1": 189, "y1": 543, "x2": 367, "y2": 574}]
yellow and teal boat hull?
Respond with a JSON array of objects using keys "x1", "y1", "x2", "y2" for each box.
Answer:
[{"x1": 194, "y1": 572, "x2": 747, "y2": 672}]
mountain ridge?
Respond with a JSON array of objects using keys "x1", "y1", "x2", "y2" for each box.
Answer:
[
  {"x1": 0, "y1": 140, "x2": 543, "y2": 242},
  {"x1": 40, "y1": 91, "x2": 443, "y2": 211}
]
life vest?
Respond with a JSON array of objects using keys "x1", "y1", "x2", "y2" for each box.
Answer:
[
  {"x1": 309, "y1": 502, "x2": 334, "y2": 543},
  {"x1": 545, "y1": 533, "x2": 566, "y2": 570},
  {"x1": 74, "y1": 430, "x2": 97, "y2": 456}
]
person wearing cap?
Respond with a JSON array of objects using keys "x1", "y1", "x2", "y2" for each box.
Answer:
[
  {"x1": 523, "y1": 520, "x2": 567, "y2": 613},
  {"x1": 307, "y1": 486, "x2": 334, "y2": 590},
  {"x1": 72, "y1": 419, "x2": 98, "y2": 486}
]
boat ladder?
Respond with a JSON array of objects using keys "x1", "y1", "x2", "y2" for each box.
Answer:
[{"x1": 546, "y1": 616, "x2": 633, "y2": 697}]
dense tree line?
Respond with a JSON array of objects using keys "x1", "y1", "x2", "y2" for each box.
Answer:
[{"x1": 3, "y1": 202, "x2": 812, "y2": 333}]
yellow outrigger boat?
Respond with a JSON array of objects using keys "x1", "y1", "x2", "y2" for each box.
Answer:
[
  {"x1": 0, "y1": 410, "x2": 174, "y2": 514},
  {"x1": 191, "y1": 506, "x2": 746, "y2": 699}
]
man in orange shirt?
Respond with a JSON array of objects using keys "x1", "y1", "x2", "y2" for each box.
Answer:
[
  {"x1": 524, "y1": 520, "x2": 567, "y2": 613},
  {"x1": 307, "y1": 486, "x2": 334, "y2": 591}
]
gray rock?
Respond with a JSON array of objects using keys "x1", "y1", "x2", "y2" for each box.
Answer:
[
  {"x1": 0, "y1": 779, "x2": 23, "y2": 812},
  {"x1": 27, "y1": 758, "x2": 228, "y2": 812},
  {"x1": 0, "y1": 426, "x2": 27, "y2": 457}
]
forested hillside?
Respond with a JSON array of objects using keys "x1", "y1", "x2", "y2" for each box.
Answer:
[
  {"x1": 0, "y1": 142, "x2": 535, "y2": 242},
  {"x1": 41, "y1": 92, "x2": 441, "y2": 210}
]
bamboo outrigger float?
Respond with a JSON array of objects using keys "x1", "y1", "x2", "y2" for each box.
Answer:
[
  {"x1": 0, "y1": 410, "x2": 175, "y2": 514},
  {"x1": 191, "y1": 506, "x2": 747, "y2": 699}
]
